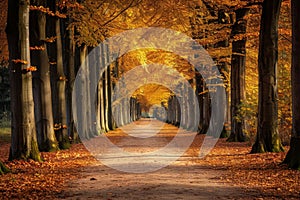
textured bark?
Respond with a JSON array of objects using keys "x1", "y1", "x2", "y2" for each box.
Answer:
[
  {"x1": 47, "y1": 0, "x2": 70, "y2": 149},
  {"x1": 219, "y1": 62, "x2": 230, "y2": 138},
  {"x1": 251, "y1": 0, "x2": 284, "y2": 153},
  {"x1": 30, "y1": 0, "x2": 58, "y2": 152},
  {"x1": 74, "y1": 45, "x2": 90, "y2": 139},
  {"x1": 54, "y1": 17, "x2": 70, "y2": 149},
  {"x1": 228, "y1": 8, "x2": 250, "y2": 142},
  {"x1": 195, "y1": 71, "x2": 203, "y2": 133},
  {"x1": 283, "y1": 0, "x2": 300, "y2": 169},
  {"x1": 99, "y1": 73, "x2": 106, "y2": 131},
  {"x1": 6, "y1": 0, "x2": 22, "y2": 160},
  {"x1": 104, "y1": 49, "x2": 110, "y2": 131},
  {"x1": 8, "y1": 0, "x2": 41, "y2": 161},
  {"x1": 197, "y1": 73, "x2": 210, "y2": 135},
  {"x1": 65, "y1": 22, "x2": 78, "y2": 142}
]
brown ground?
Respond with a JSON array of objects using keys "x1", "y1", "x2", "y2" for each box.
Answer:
[{"x1": 0, "y1": 119, "x2": 300, "y2": 199}]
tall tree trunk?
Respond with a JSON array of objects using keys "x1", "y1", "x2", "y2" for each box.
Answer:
[
  {"x1": 196, "y1": 71, "x2": 203, "y2": 133},
  {"x1": 30, "y1": 0, "x2": 58, "y2": 152},
  {"x1": 74, "y1": 45, "x2": 89, "y2": 139},
  {"x1": 54, "y1": 17, "x2": 70, "y2": 149},
  {"x1": 283, "y1": 0, "x2": 300, "y2": 169},
  {"x1": 251, "y1": 0, "x2": 284, "y2": 153},
  {"x1": 6, "y1": 0, "x2": 22, "y2": 160},
  {"x1": 228, "y1": 8, "x2": 250, "y2": 142},
  {"x1": 99, "y1": 43, "x2": 108, "y2": 131},
  {"x1": 65, "y1": 23, "x2": 78, "y2": 142},
  {"x1": 219, "y1": 62, "x2": 230, "y2": 138},
  {"x1": 106, "y1": 49, "x2": 113, "y2": 130},
  {"x1": 8, "y1": 0, "x2": 41, "y2": 161},
  {"x1": 47, "y1": 0, "x2": 70, "y2": 149},
  {"x1": 104, "y1": 65, "x2": 110, "y2": 131},
  {"x1": 198, "y1": 76, "x2": 210, "y2": 134}
]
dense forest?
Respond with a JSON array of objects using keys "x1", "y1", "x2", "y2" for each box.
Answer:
[{"x1": 0, "y1": 0, "x2": 299, "y2": 199}]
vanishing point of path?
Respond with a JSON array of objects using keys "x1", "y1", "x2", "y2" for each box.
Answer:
[{"x1": 60, "y1": 119, "x2": 260, "y2": 200}]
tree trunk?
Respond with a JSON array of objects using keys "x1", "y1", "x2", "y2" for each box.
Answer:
[
  {"x1": 198, "y1": 75, "x2": 210, "y2": 134},
  {"x1": 47, "y1": 0, "x2": 70, "y2": 149},
  {"x1": 228, "y1": 8, "x2": 250, "y2": 142},
  {"x1": 8, "y1": 0, "x2": 41, "y2": 161},
  {"x1": 283, "y1": 0, "x2": 300, "y2": 169},
  {"x1": 55, "y1": 17, "x2": 70, "y2": 149},
  {"x1": 219, "y1": 62, "x2": 230, "y2": 138},
  {"x1": 6, "y1": 0, "x2": 22, "y2": 160},
  {"x1": 195, "y1": 71, "x2": 203, "y2": 133},
  {"x1": 30, "y1": 0, "x2": 58, "y2": 152},
  {"x1": 65, "y1": 22, "x2": 78, "y2": 142},
  {"x1": 104, "y1": 65, "x2": 110, "y2": 131},
  {"x1": 251, "y1": 0, "x2": 284, "y2": 153},
  {"x1": 73, "y1": 45, "x2": 89, "y2": 139}
]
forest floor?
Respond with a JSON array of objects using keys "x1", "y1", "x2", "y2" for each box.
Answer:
[{"x1": 0, "y1": 119, "x2": 300, "y2": 199}]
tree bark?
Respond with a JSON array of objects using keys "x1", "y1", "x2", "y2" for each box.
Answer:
[
  {"x1": 219, "y1": 62, "x2": 230, "y2": 138},
  {"x1": 6, "y1": 0, "x2": 22, "y2": 160},
  {"x1": 73, "y1": 45, "x2": 90, "y2": 139},
  {"x1": 65, "y1": 21, "x2": 78, "y2": 142},
  {"x1": 283, "y1": 0, "x2": 300, "y2": 169},
  {"x1": 54, "y1": 16, "x2": 70, "y2": 149},
  {"x1": 8, "y1": 0, "x2": 41, "y2": 161},
  {"x1": 228, "y1": 8, "x2": 250, "y2": 142},
  {"x1": 104, "y1": 45, "x2": 111, "y2": 131},
  {"x1": 47, "y1": 0, "x2": 70, "y2": 149},
  {"x1": 30, "y1": 0, "x2": 58, "y2": 152},
  {"x1": 251, "y1": 0, "x2": 284, "y2": 153}
]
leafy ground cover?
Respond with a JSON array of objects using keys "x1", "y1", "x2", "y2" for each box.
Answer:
[{"x1": 0, "y1": 121, "x2": 299, "y2": 199}]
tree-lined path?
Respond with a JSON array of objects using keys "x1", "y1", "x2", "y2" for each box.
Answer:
[
  {"x1": 60, "y1": 118, "x2": 260, "y2": 200},
  {"x1": 1, "y1": 0, "x2": 300, "y2": 199}
]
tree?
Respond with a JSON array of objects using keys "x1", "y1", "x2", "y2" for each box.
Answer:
[
  {"x1": 64, "y1": 6, "x2": 78, "y2": 142},
  {"x1": 283, "y1": 0, "x2": 300, "y2": 169},
  {"x1": 227, "y1": 8, "x2": 250, "y2": 142},
  {"x1": 7, "y1": 0, "x2": 41, "y2": 161},
  {"x1": 30, "y1": 0, "x2": 59, "y2": 152},
  {"x1": 251, "y1": 0, "x2": 284, "y2": 153},
  {"x1": 47, "y1": 0, "x2": 70, "y2": 149}
]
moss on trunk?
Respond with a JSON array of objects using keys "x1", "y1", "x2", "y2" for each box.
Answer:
[
  {"x1": 0, "y1": 161, "x2": 10, "y2": 175},
  {"x1": 30, "y1": 140, "x2": 42, "y2": 162},
  {"x1": 59, "y1": 136, "x2": 71, "y2": 150}
]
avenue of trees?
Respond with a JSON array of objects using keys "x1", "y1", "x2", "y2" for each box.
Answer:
[{"x1": 1, "y1": 0, "x2": 300, "y2": 172}]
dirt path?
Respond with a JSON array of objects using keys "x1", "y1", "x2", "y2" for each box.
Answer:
[{"x1": 60, "y1": 119, "x2": 260, "y2": 200}]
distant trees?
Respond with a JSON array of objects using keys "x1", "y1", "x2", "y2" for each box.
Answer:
[
  {"x1": 283, "y1": 0, "x2": 300, "y2": 169},
  {"x1": 251, "y1": 0, "x2": 284, "y2": 153}
]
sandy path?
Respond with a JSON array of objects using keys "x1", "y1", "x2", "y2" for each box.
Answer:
[{"x1": 60, "y1": 119, "x2": 260, "y2": 200}]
